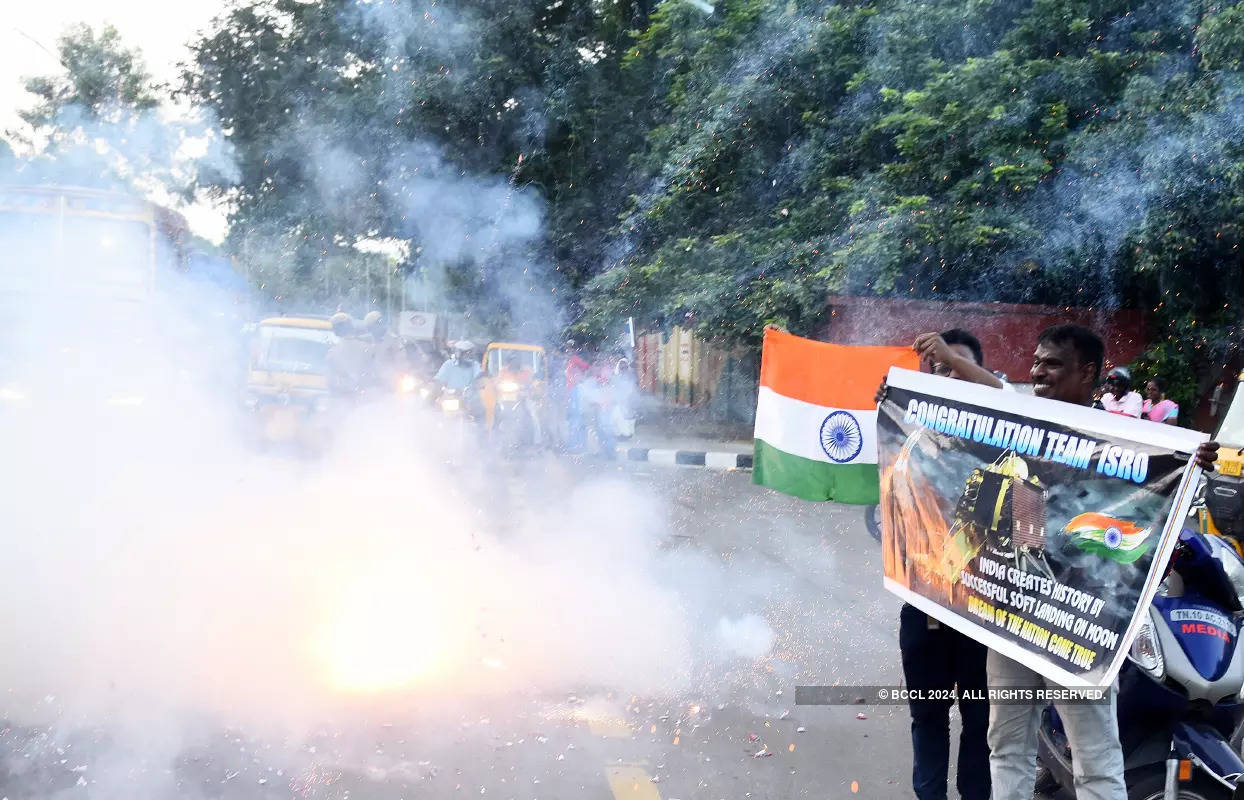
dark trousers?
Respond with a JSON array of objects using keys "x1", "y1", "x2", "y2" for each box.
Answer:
[{"x1": 899, "y1": 603, "x2": 991, "y2": 800}]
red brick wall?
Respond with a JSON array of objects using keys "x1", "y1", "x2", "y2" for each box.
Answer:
[{"x1": 821, "y1": 297, "x2": 1147, "y2": 382}]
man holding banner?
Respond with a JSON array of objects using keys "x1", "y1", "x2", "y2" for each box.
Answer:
[
  {"x1": 985, "y1": 325, "x2": 1129, "y2": 799},
  {"x1": 877, "y1": 323, "x2": 1220, "y2": 800}
]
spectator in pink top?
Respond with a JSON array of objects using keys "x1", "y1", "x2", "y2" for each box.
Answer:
[
  {"x1": 1100, "y1": 366, "x2": 1143, "y2": 417},
  {"x1": 1142, "y1": 377, "x2": 1180, "y2": 425}
]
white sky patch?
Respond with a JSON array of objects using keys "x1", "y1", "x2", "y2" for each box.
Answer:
[{"x1": 2, "y1": 1, "x2": 225, "y2": 131}]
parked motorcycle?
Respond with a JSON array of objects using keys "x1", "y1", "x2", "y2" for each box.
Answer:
[{"x1": 1036, "y1": 524, "x2": 1244, "y2": 799}]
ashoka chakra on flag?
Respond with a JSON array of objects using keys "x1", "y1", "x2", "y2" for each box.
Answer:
[{"x1": 820, "y1": 410, "x2": 864, "y2": 463}]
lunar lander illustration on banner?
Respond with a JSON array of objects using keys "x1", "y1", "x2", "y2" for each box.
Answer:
[
  {"x1": 940, "y1": 449, "x2": 1056, "y2": 582},
  {"x1": 886, "y1": 427, "x2": 1056, "y2": 592}
]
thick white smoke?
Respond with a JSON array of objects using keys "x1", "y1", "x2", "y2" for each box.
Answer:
[
  {"x1": 0, "y1": 16, "x2": 783, "y2": 792},
  {"x1": 0, "y1": 326, "x2": 731, "y2": 722},
  {"x1": 0, "y1": 187, "x2": 779, "y2": 800}
]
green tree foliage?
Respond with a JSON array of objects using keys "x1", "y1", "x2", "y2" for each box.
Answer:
[
  {"x1": 20, "y1": 23, "x2": 159, "y2": 132},
  {"x1": 573, "y1": 0, "x2": 1244, "y2": 407},
  {"x1": 10, "y1": 24, "x2": 189, "y2": 195},
  {"x1": 181, "y1": 0, "x2": 656, "y2": 327},
  {"x1": 174, "y1": 0, "x2": 1244, "y2": 396}
]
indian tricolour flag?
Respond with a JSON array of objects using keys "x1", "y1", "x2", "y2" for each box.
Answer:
[{"x1": 753, "y1": 328, "x2": 920, "y2": 504}]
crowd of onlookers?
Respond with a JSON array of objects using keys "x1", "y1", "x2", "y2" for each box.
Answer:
[
  {"x1": 1095, "y1": 366, "x2": 1180, "y2": 424},
  {"x1": 551, "y1": 339, "x2": 639, "y2": 456}
]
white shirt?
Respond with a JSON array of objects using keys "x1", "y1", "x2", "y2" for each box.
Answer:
[{"x1": 1101, "y1": 391, "x2": 1143, "y2": 418}]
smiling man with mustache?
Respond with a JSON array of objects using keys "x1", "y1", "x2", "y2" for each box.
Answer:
[{"x1": 989, "y1": 323, "x2": 1219, "y2": 800}]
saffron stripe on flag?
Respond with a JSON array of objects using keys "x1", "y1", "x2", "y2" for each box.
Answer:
[
  {"x1": 752, "y1": 440, "x2": 881, "y2": 504},
  {"x1": 759, "y1": 327, "x2": 920, "y2": 408}
]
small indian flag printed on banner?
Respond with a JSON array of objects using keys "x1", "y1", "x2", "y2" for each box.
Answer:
[
  {"x1": 1065, "y1": 512, "x2": 1154, "y2": 564},
  {"x1": 752, "y1": 328, "x2": 920, "y2": 504}
]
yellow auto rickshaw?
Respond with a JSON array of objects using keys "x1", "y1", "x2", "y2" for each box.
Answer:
[
  {"x1": 243, "y1": 315, "x2": 337, "y2": 451},
  {"x1": 478, "y1": 342, "x2": 548, "y2": 448}
]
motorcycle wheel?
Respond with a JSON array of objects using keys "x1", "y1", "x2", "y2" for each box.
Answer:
[
  {"x1": 1126, "y1": 769, "x2": 1222, "y2": 800},
  {"x1": 863, "y1": 504, "x2": 883, "y2": 542}
]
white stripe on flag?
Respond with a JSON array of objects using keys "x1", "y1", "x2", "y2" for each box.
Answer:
[{"x1": 754, "y1": 385, "x2": 879, "y2": 465}]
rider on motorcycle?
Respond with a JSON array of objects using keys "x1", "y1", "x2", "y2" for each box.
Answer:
[
  {"x1": 436, "y1": 341, "x2": 481, "y2": 391},
  {"x1": 434, "y1": 341, "x2": 483, "y2": 414}
]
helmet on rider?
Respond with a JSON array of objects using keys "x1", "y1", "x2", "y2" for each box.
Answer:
[
  {"x1": 330, "y1": 312, "x2": 354, "y2": 337},
  {"x1": 451, "y1": 340, "x2": 475, "y2": 363},
  {"x1": 362, "y1": 311, "x2": 387, "y2": 343},
  {"x1": 1106, "y1": 365, "x2": 1132, "y2": 395}
]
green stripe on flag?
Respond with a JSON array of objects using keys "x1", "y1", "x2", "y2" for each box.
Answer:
[
  {"x1": 1070, "y1": 536, "x2": 1152, "y2": 564},
  {"x1": 752, "y1": 439, "x2": 880, "y2": 504}
]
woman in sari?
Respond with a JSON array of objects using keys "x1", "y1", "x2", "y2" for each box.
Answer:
[{"x1": 1143, "y1": 377, "x2": 1179, "y2": 425}]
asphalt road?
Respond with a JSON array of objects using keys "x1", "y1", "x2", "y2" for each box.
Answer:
[{"x1": 0, "y1": 454, "x2": 981, "y2": 800}]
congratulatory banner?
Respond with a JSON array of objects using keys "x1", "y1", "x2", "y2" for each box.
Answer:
[{"x1": 879, "y1": 369, "x2": 1206, "y2": 688}]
